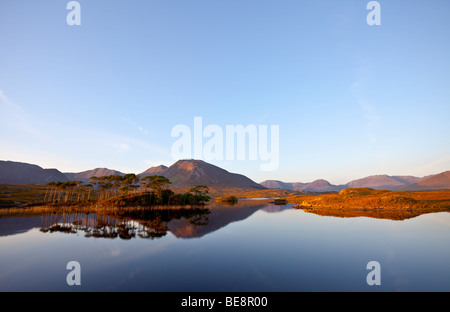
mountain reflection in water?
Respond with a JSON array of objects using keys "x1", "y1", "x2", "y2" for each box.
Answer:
[{"x1": 35, "y1": 200, "x2": 289, "y2": 240}]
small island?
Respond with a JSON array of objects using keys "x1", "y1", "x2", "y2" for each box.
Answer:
[
  {"x1": 286, "y1": 188, "x2": 450, "y2": 220},
  {"x1": 215, "y1": 196, "x2": 238, "y2": 205}
]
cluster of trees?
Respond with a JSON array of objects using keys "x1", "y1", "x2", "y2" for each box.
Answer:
[
  {"x1": 44, "y1": 174, "x2": 210, "y2": 206},
  {"x1": 216, "y1": 196, "x2": 238, "y2": 205},
  {"x1": 44, "y1": 181, "x2": 92, "y2": 203},
  {"x1": 167, "y1": 185, "x2": 211, "y2": 206},
  {"x1": 90, "y1": 174, "x2": 172, "y2": 200}
]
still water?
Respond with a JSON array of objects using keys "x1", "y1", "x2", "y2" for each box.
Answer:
[{"x1": 0, "y1": 200, "x2": 449, "y2": 292}]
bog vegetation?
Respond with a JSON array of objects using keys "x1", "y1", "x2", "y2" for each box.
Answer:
[{"x1": 286, "y1": 188, "x2": 450, "y2": 209}]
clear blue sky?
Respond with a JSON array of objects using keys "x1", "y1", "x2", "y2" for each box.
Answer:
[{"x1": 1, "y1": 0, "x2": 449, "y2": 184}]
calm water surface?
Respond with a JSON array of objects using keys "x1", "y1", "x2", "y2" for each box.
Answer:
[{"x1": 0, "y1": 201, "x2": 449, "y2": 292}]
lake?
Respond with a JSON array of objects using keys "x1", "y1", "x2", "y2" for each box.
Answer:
[{"x1": 0, "y1": 200, "x2": 449, "y2": 292}]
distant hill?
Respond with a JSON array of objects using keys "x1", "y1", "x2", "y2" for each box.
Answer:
[
  {"x1": 259, "y1": 180, "x2": 301, "y2": 190},
  {"x1": 138, "y1": 165, "x2": 168, "y2": 178},
  {"x1": 160, "y1": 159, "x2": 265, "y2": 189},
  {"x1": 302, "y1": 179, "x2": 343, "y2": 192},
  {"x1": 261, "y1": 172, "x2": 448, "y2": 192},
  {"x1": 346, "y1": 174, "x2": 423, "y2": 190},
  {"x1": 64, "y1": 168, "x2": 125, "y2": 183},
  {"x1": 402, "y1": 171, "x2": 450, "y2": 191},
  {"x1": 0, "y1": 161, "x2": 69, "y2": 184},
  {"x1": 260, "y1": 179, "x2": 342, "y2": 193}
]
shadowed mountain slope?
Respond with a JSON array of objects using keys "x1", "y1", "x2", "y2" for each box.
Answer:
[{"x1": 0, "y1": 161, "x2": 69, "y2": 184}]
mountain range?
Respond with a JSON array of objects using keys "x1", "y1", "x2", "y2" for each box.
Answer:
[
  {"x1": 260, "y1": 179, "x2": 342, "y2": 192},
  {"x1": 62, "y1": 160, "x2": 265, "y2": 189},
  {"x1": 260, "y1": 172, "x2": 450, "y2": 192},
  {"x1": 0, "y1": 159, "x2": 264, "y2": 190},
  {"x1": 64, "y1": 168, "x2": 125, "y2": 183},
  {"x1": 0, "y1": 161, "x2": 69, "y2": 185},
  {"x1": 1, "y1": 159, "x2": 449, "y2": 192}
]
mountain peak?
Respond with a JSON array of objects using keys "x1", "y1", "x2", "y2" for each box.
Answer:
[
  {"x1": 163, "y1": 159, "x2": 263, "y2": 189},
  {"x1": 403, "y1": 170, "x2": 450, "y2": 190},
  {"x1": 347, "y1": 175, "x2": 407, "y2": 189},
  {"x1": 64, "y1": 168, "x2": 124, "y2": 182},
  {"x1": 173, "y1": 159, "x2": 204, "y2": 170},
  {"x1": 139, "y1": 165, "x2": 168, "y2": 177},
  {"x1": 172, "y1": 159, "x2": 212, "y2": 171}
]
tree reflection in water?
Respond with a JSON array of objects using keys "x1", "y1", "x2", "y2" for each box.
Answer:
[{"x1": 39, "y1": 207, "x2": 210, "y2": 240}]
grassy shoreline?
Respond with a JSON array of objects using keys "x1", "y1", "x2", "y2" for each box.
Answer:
[
  {"x1": 285, "y1": 188, "x2": 450, "y2": 209},
  {"x1": 2, "y1": 183, "x2": 450, "y2": 220},
  {"x1": 282, "y1": 188, "x2": 450, "y2": 220}
]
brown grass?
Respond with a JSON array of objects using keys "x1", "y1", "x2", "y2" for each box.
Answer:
[
  {"x1": 0, "y1": 184, "x2": 47, "y2": 207},
  {"x1": 0, "y1": 205, "x2": 97, "y2": 217},
  {"x1": 286, "y1": 188, "x2": 450, "y2": 209}
]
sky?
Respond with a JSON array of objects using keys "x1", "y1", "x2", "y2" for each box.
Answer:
[{"x1": 1, "y1": 0, "x2": 449, "y2": 185}]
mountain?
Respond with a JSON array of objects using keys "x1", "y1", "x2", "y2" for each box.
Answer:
[
  {"x1": 138, "y1": 165, "x2": 168, "y2": 178},
  {"x1": 64, "y1": 168, "x2": 125, "y2": 183},
  {"x1": 159, "y1": 159, "x2": 265, "y2": 189},
  {"x1": 346, "y1": 175, "x2": 415, "y2": 189},
  {"x1": 260, "y1": 179, "x2": 342, "y2": 193},
  {"x1": 0, "y1": 161, "x2": 69, "y2": 184},
  {"x1": 402, "y1": 171, "x2": 450, "y2": 191},
  {"x1": 66, "y1": 160, "x2": 263, "y2": 189},
  {"x1": 301, "y1": 179, "x2": 343, "y2": 192},
  {"x1": 260, "y1": 172, "x2": 447, "y2": 192},
  {"x1": 259, "y1": 180, "x2": 300, "y2": 190},
  {"x1": 3, "y1": 159, "x2": 448, "y2": 192},
  {"x1": 0, "y1": 159, "x2": 264, "y2": 189}
]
